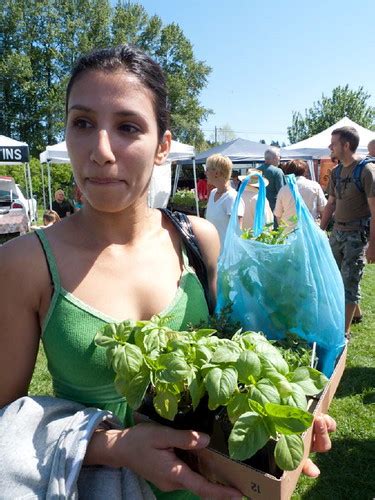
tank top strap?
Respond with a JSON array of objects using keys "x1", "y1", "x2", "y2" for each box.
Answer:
[
  {"x1": 180, "y1": 242, "x2": 191, "y2": 270},
  {"x1": 34, "y1": 228, "x2": 61, "y2": 293}
]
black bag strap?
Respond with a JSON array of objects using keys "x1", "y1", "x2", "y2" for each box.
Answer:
[
  {"x1": 160, "y1": 208, "x2": 212, "y2": 314},
  {"x1": 333, "y1": 158, "x2": 375, "y2": 197}
]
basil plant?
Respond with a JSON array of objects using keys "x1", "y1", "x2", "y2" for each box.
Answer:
[{"x1": 95, "y1": 316, "x2": 328, "y2": 471}]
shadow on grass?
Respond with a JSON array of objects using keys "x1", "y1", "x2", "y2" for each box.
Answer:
[
  {"x1": 297, "y1": 438, "x2": 375, "y2": 500},
  {"x1": 334, "y1": 367, "x2": 375, "y2": 400}
]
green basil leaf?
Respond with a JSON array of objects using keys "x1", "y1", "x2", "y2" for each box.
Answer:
[
  {"x1": 274, "y1": 434, "x2": 305, "y2": 471},
  {"x1": 94, "y1": 323, "x2": 119, "y2": 347},
  {"x1": 264, "y1": 403, "x2": 313, "y2": 434},
  {"x1": 289, "y1": 367, "x2": 328, "y2": 395},
  {"x1": 211, "y1": 344, "x2": 241, "y2": 364},
  {"x1": 257, "y1": 346, "x2": 289, "y2": 375},
  {"x1": 204, "y1": 367, "x2": 238, "y2": 410},
  {"x1": 228, "y1": 412, "x2": 270, "y2": 461},
  {"x1": 281, "y1": 383, "x2": 308, "y2": 410},
  {"x1": 156, "y1": 353, "x2": 192, "y2": 383},
  {"x1": 261, "y1": 368, "x2": 294, "y2": 398},
  {"x1": 194, "y1": 345, "x2": 213, "y2": 368},
  {"x1": 239, "y1": 331, "x2": 269, "y2": 349},
  {"x1": 194, "y1": 328, "x2": 217, "y2": 339},
  {"x1": 227, "y1": 392, "x2": 251, "y2": 424},
  {"x1": 116, "y1": 343, "x2": 143, "y2": 378},
  {"x1": 189, "y1": 375, "x2": 205, "y2": 410},
  {"x1": 166, "y1": 338, "x2": 190, "y2": 355},
  {"x1": 236, "y1": 350, "x2": 262, "y2": 383},
  {"x1": 249, "y1": 379, "x2": 281, "y2": 406},
  {"x1": 114, "y1": 366, "x2": 150, "y2": 410},
  {"x1": 143, "y1": 329, "x2": 163, "y2": 354},
  {"x1": 248, "y1": 399, "x2": 268, "y2": 416},
  {"x1": 115, "y1": 320, "x2": 136, "y2": 342},
  {"x1": 153, "y1": 390, "x2": 179, "y2": 421}
]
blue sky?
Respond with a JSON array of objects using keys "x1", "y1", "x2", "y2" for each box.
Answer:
[{"x1": 131, "y1": 0, "x2": 375, "y2": 145}]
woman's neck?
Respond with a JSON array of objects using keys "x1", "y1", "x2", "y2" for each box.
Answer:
[
  {"x1": 215, "y1": 180, "x2": 230, "y2": 194},
  {"x1": 71, "y1": 201, "x2": 158, "y2": 247}
]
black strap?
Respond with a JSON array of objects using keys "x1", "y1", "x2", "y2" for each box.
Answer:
[
  {"x1": 333, "y1": 158, "x2": 375, "y2": 197},
  {"x1": 160, "y1": 208, "x2": 212, "y2": 314}
]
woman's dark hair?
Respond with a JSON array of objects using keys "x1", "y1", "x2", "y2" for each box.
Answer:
[
  {"x1": 284, "y1": 159, "x2": 307, "y2": 176},
  {"x1": 66, "y1": 45, "x2": 169, "y2": 141}
]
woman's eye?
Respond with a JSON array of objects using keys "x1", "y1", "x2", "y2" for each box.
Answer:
[
  {"x1": 119, "y1": 124, "x2": 140, "y2": 134},
  {"x1": 72, "y1": 118, "x2": 92, "y2": 129}
]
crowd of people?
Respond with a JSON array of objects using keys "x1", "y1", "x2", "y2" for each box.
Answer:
[
  {"x1": 0, "y1": 43, "x2": 373, "y2": 498},
  {"x1": 204, "y1": 129, "x2": 375, "y2": 337}
]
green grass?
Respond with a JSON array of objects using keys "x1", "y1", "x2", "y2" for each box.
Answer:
[
  {"x1": 30, "y1": 266, "x2": 375, "y2": 498},
  {"x1": 293, "y1": 265, "x2": 375, "y2": 500}
]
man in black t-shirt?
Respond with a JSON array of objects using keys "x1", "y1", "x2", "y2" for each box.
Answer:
[{"x1": 52, "y1": 189, "x2": 75, "y2": 218}]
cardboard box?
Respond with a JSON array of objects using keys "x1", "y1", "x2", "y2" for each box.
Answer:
[
  {"x1": 189, "y1": 344, "x2": 347, "y2": 500},
  {"x1": 136, "y1": 344, "x2": 347, "y2": 500}
]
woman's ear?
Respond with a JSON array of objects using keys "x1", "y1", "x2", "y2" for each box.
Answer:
[{"x1": 154, "y1": 130, "x2": 172, "y2": 165}]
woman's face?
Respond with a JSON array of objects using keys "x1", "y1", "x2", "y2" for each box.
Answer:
[{"x1": 65, "y1": 69, "x2": 170, "y2": 213}]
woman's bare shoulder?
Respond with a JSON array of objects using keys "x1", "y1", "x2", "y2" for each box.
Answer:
[
  {"x1": 187, "y1": 215, "x2": 220, "y2": 266},
  {"x1": 187, "y1": 215, "x2": 219, "y2": 239},
  {"x1": 0, "y1": 232, "x2": 48, "y2": 288}
]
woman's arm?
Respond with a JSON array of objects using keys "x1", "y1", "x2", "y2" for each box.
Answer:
[
  {"x1": 0, "y1": 236, "x2": 44, "y2": 408},
  {"x1": 85, "y1": 423, "x2": 243, "y2": 499}
]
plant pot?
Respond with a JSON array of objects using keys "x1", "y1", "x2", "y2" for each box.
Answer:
[
  {"x1": 138, "y1": 393, "x2": 218, "y2": 435},
  {"x1": 210, "y1": 408, "x2": 282, "y2": 478}
]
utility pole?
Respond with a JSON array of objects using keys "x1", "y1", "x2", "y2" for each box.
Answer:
[{"x1": 215, "y1": 126, "x2": 217, "y2": 143}]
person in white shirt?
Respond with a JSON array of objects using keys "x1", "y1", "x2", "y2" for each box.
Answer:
[
  {"x1": 274, "y1": 159, "x2": 327, "y2": 228},
  {"x1": 238, "y1": 169, "x2": 274, "y2": 229},
  {"x1": 205, "y1": 154, "x2": 244, "y2": 251}
]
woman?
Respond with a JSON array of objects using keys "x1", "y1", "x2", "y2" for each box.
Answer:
[
  {"x1": 238, "y1": 169, "x2": 274, "y2": 229},
  {"x1": 205, "y1": 154, "x2": 244, "y2": 251},
  {"x1": 0, "y1": 45, "x2": 334, "y2": 498},
  {"x1": 274, "y1": 159, "x2": 327, "y2": 229}
]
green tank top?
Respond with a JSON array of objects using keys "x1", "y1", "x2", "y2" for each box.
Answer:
[{"x1": 35, "y1": 228, "x2": 209, "y2": 500}]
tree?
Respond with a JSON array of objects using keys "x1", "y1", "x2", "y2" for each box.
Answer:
[
  {"x1": 1, "y1": 0, "x2": 211, "y2": 154},
  {"x1": 287, "y1": 85, "x2": 375, "y2": 144}
]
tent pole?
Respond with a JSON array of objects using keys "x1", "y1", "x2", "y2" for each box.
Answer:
[
  {"x1": 41, "y1": 162, "x2": 46, "y2": 210},
  {"x1": 26, "y1": 162, "x2": 34, "y2": 221},
  {"x1": 47, "y1": 161, "x2": 52, "y2": 210},
  {"x1": 192, "y1": 157, "x2": 199, "y2": 217},
  {"x1": 23, "y1": 163, "x2": 30, "y2": 201},
  {"x1": 172, "y1": 163, "x2": 181, "y2": 196}
]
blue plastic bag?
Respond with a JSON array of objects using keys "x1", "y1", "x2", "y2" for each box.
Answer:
[{"x1": 217, "y1": 173, "x2": 345, "y2": 376}]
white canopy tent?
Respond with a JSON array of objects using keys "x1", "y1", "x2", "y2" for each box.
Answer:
[
  {"x1": 0, "y1": 135, "x2": 34, "y2": 219},
  {"x1": 285, "y1": 117, "x2": 375, "y2": 158},
  {"x1": 40, "y1": 139, "x2": 199, "y2": 214},
  {"x1": 180, "y1": 137, "x2": 316, "y2": 180}
]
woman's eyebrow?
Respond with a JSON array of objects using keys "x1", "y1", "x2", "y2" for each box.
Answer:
[{"x1": 68, "y1": 104, "x2": 144, "y2": 119}]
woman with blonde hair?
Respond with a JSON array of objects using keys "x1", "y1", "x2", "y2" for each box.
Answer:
[{"x1": 205, "y1": 154, "x2": 244, "y2": 250}]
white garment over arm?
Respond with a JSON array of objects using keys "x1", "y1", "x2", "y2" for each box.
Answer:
[{"x1": 241, "y1": 189, "x2": 274, "y2": 229}]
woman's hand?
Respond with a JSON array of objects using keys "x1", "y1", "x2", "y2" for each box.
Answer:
[
  {"x1": 301, "y1": 414, "x2": 337, "y2": 477},
  {"x1": 86, "y1": 422, "x2": 243, "y2": 500}
]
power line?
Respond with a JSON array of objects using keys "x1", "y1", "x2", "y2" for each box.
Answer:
[{"x1": 201, "y1": 128, "x2": 287, "y2": 135}]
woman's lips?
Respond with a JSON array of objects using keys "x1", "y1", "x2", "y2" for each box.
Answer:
[{"x1": 88, "y1": 177, "x2": 124, "y2": 184}]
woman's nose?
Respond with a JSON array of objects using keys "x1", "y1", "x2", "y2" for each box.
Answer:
[{"x1": 90, "y1": 130, "x2": 116, "y2": 166}]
